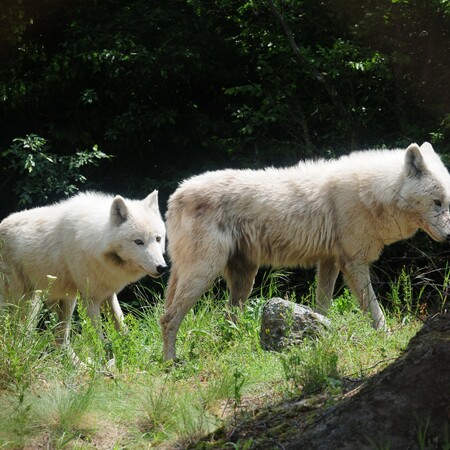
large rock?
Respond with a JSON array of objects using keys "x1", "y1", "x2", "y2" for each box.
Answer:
[{"x1": 260, "y1": 297, "x2": 330, "y2": 351}]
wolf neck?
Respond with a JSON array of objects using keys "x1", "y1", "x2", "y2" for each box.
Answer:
[
  {"x1": 359, "y1": 170, "x2": 418, "y2": 243},
  {"x1": 104, "y1": 250, "x2": 126, "y2": 267},
  {"x1": 102, "y1": 249, "x2": 144, "y2": 281}
]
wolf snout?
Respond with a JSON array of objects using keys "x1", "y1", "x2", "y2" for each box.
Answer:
[{"x1": 156, "y1": 264, "x2": 168, "y2": 275}]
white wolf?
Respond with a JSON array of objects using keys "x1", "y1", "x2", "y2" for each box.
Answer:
[
  {"x1": 160, "y1": 142, "x2": 450, "y2": 360},
  {"x1": 0, "y1": 190, "x2": 167, "y2": 346}
]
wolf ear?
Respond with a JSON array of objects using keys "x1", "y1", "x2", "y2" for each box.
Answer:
[
  {"x1": 419, "y1": 141, "x2": 435, "y2": 154},
  {"x1": 405, "y1": 143, "x2": 427, "y2": 177},
  {"x1": 110, "y1": 195, "x2": 129, "y2": 225},
  {"x1": 144, "y1": 190, "x2": 159, "y2": 212}
]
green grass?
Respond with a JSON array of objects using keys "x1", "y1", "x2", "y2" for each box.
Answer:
[{"x1": 0, "y1": 274, "x2": 428, "y2": 448}]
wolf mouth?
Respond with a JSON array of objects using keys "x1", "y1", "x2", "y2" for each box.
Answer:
[
  {"x1": 140, "y1": 266, "x2": 162, "y2": 278},
  {"x1": 419, "y1": 220, "x2": 448, "y2": 242},
  {"x1": 148, "y1": 271, "x2": 162, "y2": 278}
]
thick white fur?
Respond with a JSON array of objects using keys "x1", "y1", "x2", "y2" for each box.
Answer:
[
  {"x1": 0, "y1": 190, "x2": 166, "y2": 346},
  {"x1": 161, "y1": 142, "x2": 450, "y2": 360}
]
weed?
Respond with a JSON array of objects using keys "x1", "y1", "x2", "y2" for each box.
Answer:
[
  {"x1": 329, "y1": 288, "x2": 359, "y2": 315},
  {"x1": 232, "y1": 369, "x2": 246, "y2": 422},
  {"x1": 33, "y1": 382, "x2": 99, "y2": 441},
  {"x1": 138, "y1": 377, "x2": 220, "y2": 446},
  {"x1": 281, "y1": 339, "x2": 340, "y2": 395},
  {"x1": 388, "y1": 266, "x2": 420, "y2": 322},
  {"x1": 0, "y1": 301, "x2": 54, "y2": 390},
  {"x1": 72, "y1": 300, "x2": 107, "y2": 370},
  {"x1": 258, "y1": 269, "x2": 292, "y2": 300}
]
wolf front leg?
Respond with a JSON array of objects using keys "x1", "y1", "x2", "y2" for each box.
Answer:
[
  {"x1": 341, "y1": 261, "x2": 386, "y2": 330},
  {"x1": 83, "y1": 297, "x2": 106, "y2": 340},
  {"x1": 223, "y1": 253, "x2": 258, "y2": 314},
  {"x1": 104, "y1": 293, "x2": 126, "y2": 331}
]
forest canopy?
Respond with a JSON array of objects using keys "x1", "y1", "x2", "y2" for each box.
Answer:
[{"x1": 1, "y1": 0, "x2": 449, "y2": 213}]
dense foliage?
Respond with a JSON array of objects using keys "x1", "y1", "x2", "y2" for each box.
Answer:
[{"x1": 1, "y1": 0, "x2": 449, "y2": 213}]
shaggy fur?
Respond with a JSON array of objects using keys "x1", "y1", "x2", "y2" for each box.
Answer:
[
  {"x1": 160, "y1": 142, "x2": 450, "y2": 360},
  {"x1": 0, "y1": 190, "x2": 167, "y2": 345}
]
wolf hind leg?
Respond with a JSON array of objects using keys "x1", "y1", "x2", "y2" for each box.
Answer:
[
  {"x1": 223, "y1": 253, "x2": 258, "y2": 311},
  {"x1": 160, "y1": 261, "x2": 224, "y2": 361},
  {"x1": 163, "y1": 269, "x2": 178, "y2": 312},
  {"x1": 12, "y1": 291, "x2": 42, "y2": 339},
  {"x1": 316, "y1": 258, "x2": 340, "y2": 314}
]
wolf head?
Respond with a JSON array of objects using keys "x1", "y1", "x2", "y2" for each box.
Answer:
[
  {"x1": 107, "y1": 190, "x2": 167, "y2": 278},
  {"x1": 399, "y1": 142, "x2": 450, "y2": 242}
]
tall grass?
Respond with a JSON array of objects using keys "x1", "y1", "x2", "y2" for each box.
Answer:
[
  {"x1": 0, "y1": 301, "x2": 55, "y2": 390},
  {"x1": 0, "y1": 268, "x2": 441, "y2": 448}
]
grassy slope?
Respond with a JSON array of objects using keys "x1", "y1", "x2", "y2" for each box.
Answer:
[{"x1": 0, "y1": 275, "x2": 424, "y2": 449}]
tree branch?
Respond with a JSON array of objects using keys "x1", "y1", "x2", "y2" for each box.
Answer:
[{"x1": 267, "y1": 0, "x2": 348, "y2": 119}]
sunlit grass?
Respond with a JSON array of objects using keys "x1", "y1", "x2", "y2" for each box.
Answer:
[{"x1": 0, "y1": 272, "x2": 431, "y2": 448}]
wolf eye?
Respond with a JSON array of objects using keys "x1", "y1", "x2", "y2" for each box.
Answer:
[
  {"x1": 156, "y1": 236, "x2": 161, "y2": 243},
  {"x1": 134, "y1": 239, "x2": 144, "y2": 246},
  {"x1": 434, "y1": 200, "x2": 442, "y2": 207}
]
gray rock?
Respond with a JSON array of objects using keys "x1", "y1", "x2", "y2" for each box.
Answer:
[{"x1": 260, "y1": 297, "x2": 330, "y2": 351}]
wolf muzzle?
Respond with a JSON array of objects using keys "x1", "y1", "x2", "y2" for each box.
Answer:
[{"x1": 156, "y1": 264, "x2": 168, "y2": 275}]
